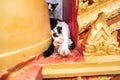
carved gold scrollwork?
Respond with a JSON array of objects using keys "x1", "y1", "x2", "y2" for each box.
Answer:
[
  {"x1": 83, "y1": 13, "x2": 120, "y2": 56},
  {"x1": 84, "y1": 41, "x2": 120, "y2": 55}
]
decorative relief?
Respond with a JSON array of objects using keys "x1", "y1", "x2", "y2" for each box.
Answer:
[
  {"x1": 84, "y1": 41, "x2": 120, "y2": 55},
  {"x1": 78, "y1": 0, "x2": 108, "y2": 15},
  {"x1": 83, "y1": 13, "x2": 120, "y2": 56}
]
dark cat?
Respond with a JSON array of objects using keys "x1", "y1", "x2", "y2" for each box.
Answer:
[{"x1": 43, "y1": 3, "x2": 75, "y2": 57}]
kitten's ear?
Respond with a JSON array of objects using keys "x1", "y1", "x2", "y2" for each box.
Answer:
[
  {"x1": 47, "y1": 3, "x2": 49, "y2": 5},
  {"x1": 52, "y1": 3, "x2": 58, "y2": 11},
  {"x1": 54, "y1": 3, "x2": 58, "y2": 9},
  {"x1": 55, "y1": 3, "x2": 58, "y2": 7}
]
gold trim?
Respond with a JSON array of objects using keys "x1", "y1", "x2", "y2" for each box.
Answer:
[{"x1": 0, "y1": 37, "x2": 51, "y2": 57}]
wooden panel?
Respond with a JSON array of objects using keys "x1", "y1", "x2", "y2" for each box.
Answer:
[{"x1": 42, "y1": 55, "x2": 120, "y2": 78}]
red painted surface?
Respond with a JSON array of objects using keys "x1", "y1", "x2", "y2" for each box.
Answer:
[{"x1": 0, "y1": 48, "x2": 83, "y2": 80}]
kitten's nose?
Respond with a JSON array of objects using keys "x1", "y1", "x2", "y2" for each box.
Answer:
[
  {"x1": 49, "y1": 9, "x2": 51, "y2": 12},
  {"x1": 49, "y1": 9, "x2": 52, "y2": 15}
]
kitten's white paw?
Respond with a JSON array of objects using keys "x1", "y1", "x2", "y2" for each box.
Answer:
[{"x1": 58, "y1": 43, "x2": 70, "y2": 56}]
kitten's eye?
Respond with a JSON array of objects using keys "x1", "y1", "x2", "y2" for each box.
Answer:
[
  {"x1": 53, "y1": 33, "x2": 58, "y2": 37},
  {"x1": 57, "y1": 26, "x2": 62, "y2": 34}
]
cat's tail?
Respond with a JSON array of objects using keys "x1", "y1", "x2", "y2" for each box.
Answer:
[{"x1": 43, "y1": 42, "x2": 55, "y2": 57}]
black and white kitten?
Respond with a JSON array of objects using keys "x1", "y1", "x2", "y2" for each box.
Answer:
[
  {"x1": 47, "y1": 3, "x2": 58, "y2": 18},
  {"x1": 43, "y1": 3, "x2": 75, "y2": 57}
]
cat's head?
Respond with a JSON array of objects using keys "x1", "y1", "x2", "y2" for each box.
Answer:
[{"x1": 47, "y1": 3, "x2": 58, "y2": 16}]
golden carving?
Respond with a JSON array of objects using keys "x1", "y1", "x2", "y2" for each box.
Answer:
[{"x1": 83, "y1": 13, "x2": 120, "y2": 56}]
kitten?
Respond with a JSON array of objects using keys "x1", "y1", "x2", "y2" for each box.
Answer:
[
  {"x1": 47, "y1": 3, "x2": 58, "y2": 18},
  {"x1": 43, "y1": 3, "x2": 75, "y2": 57}
]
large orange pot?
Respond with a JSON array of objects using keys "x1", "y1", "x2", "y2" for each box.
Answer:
[{"x1": 0, "y1": 0, "x2": 51, "y2": 70}]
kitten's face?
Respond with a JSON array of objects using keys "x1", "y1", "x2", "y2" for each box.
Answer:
[
  {"x1": 50, "y1": 18, "x2": 63, "y2": 38},
  {"x1": 47, "y1": 3, "x2": 58, "y2": 16},
  {"x1": 52, "y1": 23, "x2": 62, "y2": 38}
]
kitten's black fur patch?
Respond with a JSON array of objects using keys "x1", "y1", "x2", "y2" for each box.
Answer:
[
  {"x1": 69, "y1": 38, "x2": 75, "y2": 50},
  {"x1": 50, "y1": 18, "x2": 58, "y2": 29},
  {"x1": 43, "y1": 39, "x2": 55, "y2": 57},
  {"x1": 57, "y1": 27, "x2": 62, "y2": 34},
  {"x1": 53, "y1": 33, "x2": 58, "y2": 37},
  {"x1": 50, "y1": 18, "x2": 62, "y2": 29}
]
